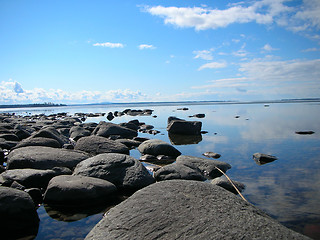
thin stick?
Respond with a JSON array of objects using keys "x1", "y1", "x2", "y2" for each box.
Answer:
[{"x1": 215, "y1": 166, "x2": 249, "y2": 203}]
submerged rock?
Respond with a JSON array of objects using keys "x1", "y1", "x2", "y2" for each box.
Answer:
[
  {"x1": 211, "y1": 177, "x2": 245, "y2": 194},
  {"x1": 203, "y1": 151, "x2": 221, "y2": 159},
  {"x1": 85, "y1": 180, "x2": 309, "y2": 240}
]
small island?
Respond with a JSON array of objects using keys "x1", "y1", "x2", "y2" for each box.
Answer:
[{"x1": 0, "y1": 102, "x2": 66, "y2": 109}]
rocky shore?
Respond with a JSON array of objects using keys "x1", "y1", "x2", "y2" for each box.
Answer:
[{"x1": 0, "y1": 110, "x2": 310, "y2": 239}]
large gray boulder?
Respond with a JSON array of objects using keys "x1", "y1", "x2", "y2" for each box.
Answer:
[
  {"x1": 43, "y1": 175, "x2": 117, "y2": 205},
  {"x1": 176, "y1": 155, "x2": 231, "y2": 179},
  {"x1": 0, "y1": 167, "x2": 72, "y2": 189},
  {"x1": 73, "y1": 153, "x2": 155, "y2": 191},
  {"x1": 12, "y1": 136, "x2": 61, "y2": 149},
  {"x1": 167, "y1": 117, "x2": 202, "y2": 135},
  {"x1": 7, "y1": 146, "x2": 89, "y2": 170},
  {"x1": 92, "y1": 121, "x2": 138, "y2": 138},
  {"x1": 69, "y1": 126, "x2": 91, "y2": 141},
  {"x1": 30, "y1": 126, "x2": 69, "y2": 147},
  {"x1": 0, "y1": 187, "x2": 39, "y2": 240},
  {"x1": 85, "y1": 180, "x2": 309, "y2": 240},
  {"x1": 74, "y1": 135, "x2": 129, "y2": 155},
  {"x1": 138, "y1": 139, "x2": 181, "y2": 158}
]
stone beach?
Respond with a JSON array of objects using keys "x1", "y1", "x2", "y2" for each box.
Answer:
[{"x1": 0, "y1": 109, "x2": 312, "y2": 239}]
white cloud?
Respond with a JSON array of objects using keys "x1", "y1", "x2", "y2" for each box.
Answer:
[
  {"x1": 138, "y1": 44, "x2": 156, "y2": 50},
  {"x1": 261, "y1": 43, "x2": 278, "y2": 51},
  {"x1": 144, "y1": 1, "x2": 292, "y2": 31},
  {"x1": 193, "y1": 49, "x2": 213, "y2": 60},
  {"x1": 93, "y1": 42, "x2": 124, "y2": 48},
  {"x1": 302, "y1": 47, "x2": 320, "y2": 52},
  {"x1": 198, "y1": 61, "x2": 227, "y2": 70},
  {"x1": 0, "y1": 80, "x2": 147, "y2": 104}
]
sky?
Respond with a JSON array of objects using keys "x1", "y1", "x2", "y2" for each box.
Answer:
[{"x1": 0, "y1": 0, "x2": 320, "y2": 104}]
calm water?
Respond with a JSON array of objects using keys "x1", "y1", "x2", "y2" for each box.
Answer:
[{"x1": 3, "y1": 102, "x2": 320, "y2": 239}]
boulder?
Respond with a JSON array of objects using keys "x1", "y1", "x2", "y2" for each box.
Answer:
[
  {"x1": 253, "y1": 153, "x2": 277, "y2": 165},
  {"x1": 75, "y1": 135, "x2": 129, "y2": 155},
  {"x1": 115, "y1": 139, "x2": 141, "y2": 148},
  {"x1": 203, "y1": 151, "x2": 221, "y2": 159},
  {"x1": 30, "y1": 127, "x2": 69, "y2": 147},
  {"x1": 7, "y1": 146, "x2": 89, "y2": 170},
  {"x1": 44, "y1": 175, "x2": 117, "y2": 205},
  {"x1": 0, "y1": 133, "x2": 19, "y2": 141},
  {"x1": 0, "y1": 187, "x2": 39, "y2": 240},
  {"x1": 0, "y1": 167, "x2": 72, "y2": 189},
  {"x1": 73, "y1": 153, "x2": 155, "y2": 191},
  {"x1": 69, "y1": 126, "x2": 91, "y2": 141},
  {"x1": 92, "y1": 121, "x2": 138, "y2": 138},
  {"x1": 85, "y1": 180, "x2": 309, "y2": 240},
  {"x1": 211, "y1": 177, "x2": 245, "y2": 194},
  {"x1": 138, "y1": 139, "x2": 181, "y2": 158},
  {"x1": 167, "y1": 117, "x2": 202, "y2": 135},
  {"x1": 12, "y1": 136, "x2": 61, "y2": 149},
  {"x1": 154, "y1": 163, "x2": 206, "y2": 181},
  {"x1": 176, "y1": 155, "x2": 231, "y2": 179}
]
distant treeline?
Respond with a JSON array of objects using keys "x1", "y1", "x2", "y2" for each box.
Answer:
[{"x1": 0, "y1": 102, "x2": 67, "y2": 109}]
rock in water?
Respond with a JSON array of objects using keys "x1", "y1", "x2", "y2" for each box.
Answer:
[
  {"x1": 138, "y1": 139, "x2": 181, "y2": 158},
  {"x1": 73, "y1": 153, "x2": 155, "y2": 191},
  {"x1": 44, "y1": 175, "x2": 117, "y2": 205},
  {"x1": 253, "y1": 153, "x2": 277, "y2": 165},
  {"x1": 85, "y1": 180, "x2": 309, "y2": 240},
  {"x1": 0, "y1": 187, "x2": 39, "y2": 239}
]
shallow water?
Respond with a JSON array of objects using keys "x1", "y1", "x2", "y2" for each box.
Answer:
[{"x1": 3, "y1": 102, "x2": 320, "y2": 239}]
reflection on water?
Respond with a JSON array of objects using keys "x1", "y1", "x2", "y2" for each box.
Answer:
[
  {"x1": 16, "y1": 102, "x2": 320, "y2": 239},
  {"x1": 168, "y1": 132, "x2": 202, "y2": 145}
]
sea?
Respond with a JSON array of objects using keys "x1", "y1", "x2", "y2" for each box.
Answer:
[{"x1": 1, "y1": 101, "x2": 320, "y2": 239}]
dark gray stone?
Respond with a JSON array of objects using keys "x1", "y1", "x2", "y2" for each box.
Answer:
[
  {"x1": 253, "y1": 153, "x2": 278, "y2": 165},
  {"x1": 154, "y1": 163, "x2": 206, "y2": 181},
  {"x1": 85, "y1": 180, "x2": 309, "y2": 240},
  {"x1": 7, "y1": 146, "x2": 89, "y2": 170},
  {"x1": 115, "y1": 139, "x2": 141, "y2": 148},
  {"x1": 0, "y1": 133, "x2": 19, "y2": 141},
  {"x1": 167, "y1": 118, "x2": 202, "y2": 135},
  {"x1": 30, "y1": 126, "x2": 69, "y2": 147},
  {"x1": 92, "y1": 121, "x2": 138, "y2": 138},
  {"x1": 0, "y1": 187, "x2": 39, "y2": 240},
  {"x1": 13, "y1": 136, "x2": 61, "y2": 149},
  {"x1": 69, "y1": 126, "x2": 91, "y2": 141},
  {"x1": 203, "y1": 151, "x2": 221, "y2": 159},
  {"x1": 75, "y1": 135, "x2": 129, "y2": 155},
  {"x1": 138, "y1": 139, "x2": 181, "y2": 158},
  {"x1": 73, "y1": 153, "x2": 155, "y2": 191},
  {"x1": 0, "y1": 167, "x2": 72, "y2": 189},
  {"x1": 211, "y1": 177, "x2": 245, "y2": 194},
  {"x1": 176, "y1": 155, "x2": 231, "y2": 179},
  {"x1": 44, "y1": 175, "x2": 117, "y2": 205}
]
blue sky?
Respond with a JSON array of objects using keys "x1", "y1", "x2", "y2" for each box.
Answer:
[{"x1": 0, "y1": 0, "x2": 320, "y2": 104}]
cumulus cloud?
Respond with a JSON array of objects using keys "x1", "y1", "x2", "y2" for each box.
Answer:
[
  {"x1": 198, "y1": 61, "x2": 227, "y2": 70},
  {"x1": 138, "y1": 44, "x2": 156, "y2": 50},
  {"x1": 0, "y1": 80, "x2": 147, "y2": 104},
  {"x1": 93, "y1": 42, "x2": 124, "y2": 48},
  {"x1": 261, "y1": 43, "x2": 278, "y2": 51},
  {"x1": 144, "y1": 0, "x2": 292, "y2": 31}
]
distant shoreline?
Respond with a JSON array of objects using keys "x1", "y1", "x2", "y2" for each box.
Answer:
[{"x1": 0, "y1": 98, "x2": 319, "y2": 110}]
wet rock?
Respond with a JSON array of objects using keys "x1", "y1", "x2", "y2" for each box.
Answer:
[
  {"x1": 0, "y1": 187, "x2": 39, "y2": 240},
  {"x1": 44, "y1": 175, "x2": 117, "y2": 205},
  {"x1": 73, "y1": 153, "x2": 155, "y2": 191},
  {"x1": 138, "y1": 139, "x2": 181, "y2": 158},
  {"x1": 253, "y1": 153, "x2": 277, "y2": 165},
  {"x1": 203, "y1": 151, "x2": 221, "y2": 159},
  {"x1": 7, "y1": 146, "x2": 89, "y2": 170},
  {"x1": 211, "y1": 177, "x2": 245, "y2": 194},
  {"x1": 106, "y1": 112, "x2": 114, "y2": 121},
  {"x1": 0, "y1": 167, "x2": 72, "y2": 189},
  {"x1": 75, "y1": 135, "x2": 129, "y2": 155},
  {"x1": 176, "y1": 155, "x2": 231, "y2": 179},
  {"x1": 167, "y1": 117, "x2": 202, "y2": 135},
  {"x1": 92, "y1": 121, "x2": 138, "y2": 138},
  {"x1": 85, "y1": 180, "x2": 308, "y2": 240},
  {"x1": 13, "y1": 136, "x2": 61, "y2": 149}
]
